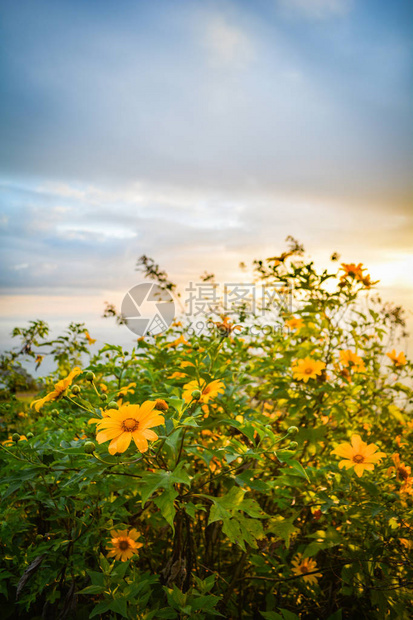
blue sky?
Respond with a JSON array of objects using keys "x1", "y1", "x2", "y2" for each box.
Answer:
[{"x1": 0, "y1": 0, "x2": 412, "y2": 345}]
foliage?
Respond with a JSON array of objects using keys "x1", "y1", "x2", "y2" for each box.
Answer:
[{"x1": 0, "y1": 244, "x2": 412, "y2": 619}]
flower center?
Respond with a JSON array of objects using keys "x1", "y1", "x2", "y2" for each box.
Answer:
[
  {"x1": 118, "y1": 539, "x2": 130, "y2": 551},
  {"x1": 300, "y1": 565, "x2": 309, "y2": 573},
  {"x1": 305, "y1": 367, "x2": 313, "y2": 374},
  {"x1": 398, "y1": 467, "x2": 409, "y2": 481},
  {"x1": 353, "y1": 454, "x2": 365, "y2": 463},
  {"x1": 122, "y1": 418, "x2": 139, "y2": 432}
]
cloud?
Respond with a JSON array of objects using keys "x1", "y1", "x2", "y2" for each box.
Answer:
[
  {"x1": 0, "y1": 0, "x2": 411, "y2": 334},
  {"x1": 277, "y1": 0, "x2": 352, "y2": 19},
  {"x1": 202, "y1": 14, "x2": 254, "y2": 68},
  {"x1": 56, "y1": 224, "x2": 138, "y2": 241},
  {"x1": 1, "y1": 177, "x2": 412, "y2": 298},
  {"x1": 0, "y1": 0, "x2": 410, "y2": 204}
]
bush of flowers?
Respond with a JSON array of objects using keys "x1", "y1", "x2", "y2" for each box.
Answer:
[{"x1": 0, "y1": 242, "x2": 412, "y2": 619}]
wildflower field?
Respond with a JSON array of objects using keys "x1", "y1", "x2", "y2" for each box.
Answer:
[{"x1": 0, "y1": 245, "x2": 412, "y2": 619}]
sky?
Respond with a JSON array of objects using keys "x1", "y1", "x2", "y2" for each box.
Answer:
[{"x1": 0, "y1": 0, "x2": 412, "y2": 352}]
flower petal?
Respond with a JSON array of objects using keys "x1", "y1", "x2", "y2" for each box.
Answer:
[
  {"x1": 132, "y1": 433, "x2": 149, "y2": 453},
  {"x1": 354, "y1": 464, "x2": 365, "y2": 477},
  {"x1": 96, "y1": 429, "x2": 122, "y2": 444},
  {"x1": 114, "y1": 432, "x2": 132, "y2": 454}
]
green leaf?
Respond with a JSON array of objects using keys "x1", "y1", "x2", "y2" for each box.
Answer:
[
  {"x1": 86, "y1": 570, "x2": 105, "y2": 587},
  {"x1": 240, "y1": 498, "x2": 268, "y2": 519},
  {"x1": 155, "y1": 609, "x2": 178, "y2": 619},
  {"x1": 287, "y1": 460, "x2": 310, "y2": 482},
  {"x1": 168, "y1": 397, "x2": 185, "y2": 415},
  {"x1": 154, "y1": 487, "x2": 179, "y2": 532},
  {"x1": 89, "y1": 601, "x2": 112, "y2": 618},
  {"x1": 181, "y1": 416, "x2": 199, "y2": 427},
  {"x1": 222, "y1": 517, "x2": 245, "y2": 550},
  {"x1": 108, "y1": 598, "x2": 129, "y2": 618},
  {"x1": 140, "y1": 462, "x2": 190, "y2": 505},
  {"x1": 78, "y1": 585, "x2": 106, "y2": 595},
  {"x1": 183, "y1": 501, "x2": 206, "y2": 519},
  {"x1": 208, "y1": 502, "x2": 231, "y2": 525},
  {"x1": 278, "y1": 610, "x2": 300, "y2": 620},
  {"x1": 111, "y1": 561, "x2": 130, "y2": 579},
  {"x1": 267, "y1": 516, "x2": 299, "y2": 549}
]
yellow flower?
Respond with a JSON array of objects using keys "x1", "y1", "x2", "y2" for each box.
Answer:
[
  {"x1": 31, "y1": 367, "x2": 82, "y2": 411},
  {"x1": 118, "y1": 382, "x2": 136, "y2": 398},
  {"x1": 95, "y1": 402, "x2": 164, "y2": 455},
  {"x1": 168, "y1": 371, "x2": 187, "y2": 379},
  {"x1": 166, "y1": 334, "x2": 190, "y2": 348},
  {"x1": 85, "y1": 331, "x2": 96, "y2": 345},
  {"x1": 386, "y1": 350, "x2": 406, "y2": 367},
  {"x1": 215, "y1": 316, "x2": 242, "y2": 337},
  {"x1": 2, "y1": 435, "x2": 28, "y2": 446},
  {"x1": 388, "y1": 453, "x2": 411, "y2": 482},
  {"x1": 340, "y1": 263, "x2": 365, "y2": 281},
  {"x1": 106, "y1": 528, "x2": 143, "y2": 562},
  {"x1": 331, "y1": 434, "x2": 386, "y2": 477},
  {"x1": 87, "y1": 407, "x2": 110, "y2": 425},
  {"x1": 291, "y1": 554, "x2": 322, "y2": 585},
  {"x1": 182, "y1": 379, "x2": 225, "y2": 403},
  {"x1": 400, "y1": 538, "x2": 413, "y2": 551},
  {"x1": 360, "y1": 273, "x2": 379, "y2": 288},
  {"x1": 285, "y1": 317, "x2": 304, "y2": 331},
  {"x1": 339, "y1": 350, "x2": 365, "y2": 372},
  {"x1": 388, "y1": 453, "x2": 413, "y2": 495},
  {"x1": 292, "y1": 358, "x2": 326, "y2": 383}
]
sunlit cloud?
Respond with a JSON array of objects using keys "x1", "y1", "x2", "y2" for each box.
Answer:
[{"x1": 0, "y1": 0, "x2": 411, "y2": 345}]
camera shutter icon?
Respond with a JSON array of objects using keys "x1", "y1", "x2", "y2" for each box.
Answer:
[{"x1": 121, "y1": 283, "x2": 176, "y2": 337}]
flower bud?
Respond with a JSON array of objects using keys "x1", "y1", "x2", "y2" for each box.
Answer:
[
  {"x1": 86, "y1": 371, "x2": 95, "y2": 382},
  {"x1": 12, "y1": 433, "x2": 20, "y2": 443},
  {"x1": 51, "y1": 409, "x2": 60, "y2": 417},
  {"x1": 107, "y1": 401, "x2": 119, "y2": 410},
  {"x1": 84, "y1": 441, "x2": 96, "y2": 454},
  {"x1": 155, "y1": 399, "x2": 169, "y2": 412},
  {"x1": 100, "y1": 394, "x2": 108, "y2": 401},
  {"x1": 27, "y1": 432, "x2": 34, "y2": 439},
  {"x1": 191, "y1": 389, "x2": 202, "y2": 400},
  {"x1": 67, "y1": 416, "x2": 74, "y2": 423},
  {"x1": 287, "y1": 426, "x2": 299, "y2": 436},
  {"x1": 71, "y1": 385, "x2": 81, "y2": 395},
  {"x1": 288, "y1": 441, "x2": 298, "y2": 450}
]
